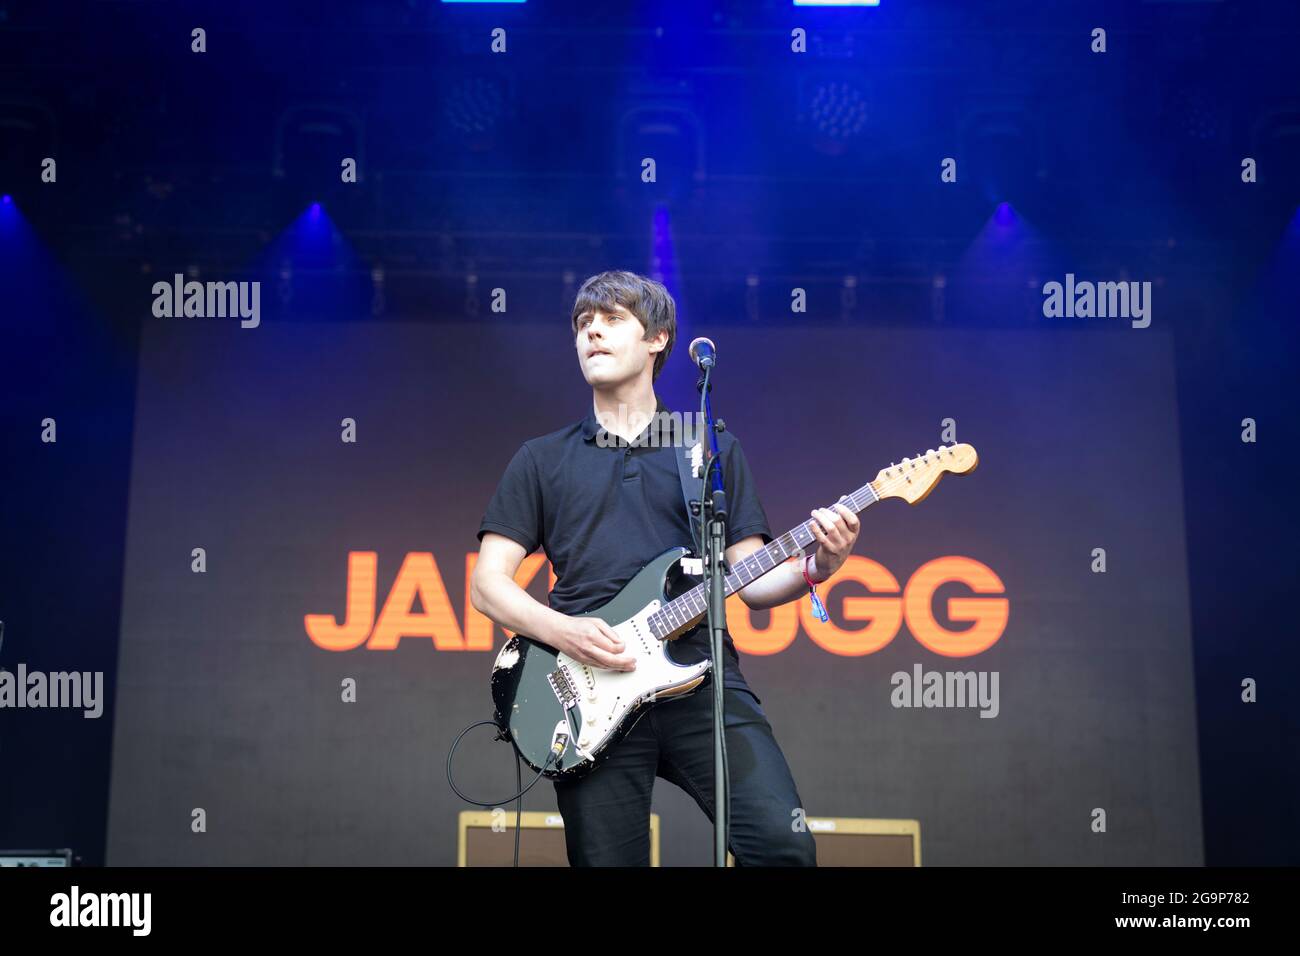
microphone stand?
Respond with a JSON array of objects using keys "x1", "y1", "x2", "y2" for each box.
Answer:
[{"x1": 693, "y1": 364, "x2": 730, "y2": 867}]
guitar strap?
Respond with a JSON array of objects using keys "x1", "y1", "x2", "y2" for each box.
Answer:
[{"x1": 673, "y1": 436, "x2": 707, "y2": 558}]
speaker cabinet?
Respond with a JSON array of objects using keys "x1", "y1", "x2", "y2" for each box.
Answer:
[
  {"x1": 458, "y1": 811, "x2": 662, "y2": 866},
  {"x1": 727, "y1": 817, "x2": 921, "y2": 866}
]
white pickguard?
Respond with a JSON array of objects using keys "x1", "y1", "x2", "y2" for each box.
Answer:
[{"x1": 555, "y1": 601, "x2": 710, "y2": 759}]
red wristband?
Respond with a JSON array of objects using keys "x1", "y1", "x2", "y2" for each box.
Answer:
[{"x1": 802, "y1": 554, "x2": 827, "y2": 587}]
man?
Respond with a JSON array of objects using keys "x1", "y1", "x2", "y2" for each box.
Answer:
[{"x1": 470, "y1": 270, "x2": 859, "y2": 866}]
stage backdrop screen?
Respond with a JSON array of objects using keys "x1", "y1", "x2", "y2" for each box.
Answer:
[{"x1": 107, "y1": 318, "x2": 1201, "y2": 865}]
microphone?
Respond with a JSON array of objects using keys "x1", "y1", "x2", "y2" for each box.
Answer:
[{"x1": 688, "y1": 337, "x2": 717, "y2": 370}]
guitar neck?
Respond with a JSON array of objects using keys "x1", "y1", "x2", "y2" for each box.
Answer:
[{"x1": 648, "y1": 478, "x2": 881, "y2": 640}]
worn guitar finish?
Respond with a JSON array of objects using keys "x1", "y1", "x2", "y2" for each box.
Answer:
[
  {"x1": 490, "y1": 443, "x2": 979, "y2": 780},
  {"x1": 490, "y1": 547, "x2": 707, "y2": 779}
]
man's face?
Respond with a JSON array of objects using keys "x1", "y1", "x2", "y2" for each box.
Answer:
[{"x1": 575, "y1": 304, "x2": 664, "y2": 387}]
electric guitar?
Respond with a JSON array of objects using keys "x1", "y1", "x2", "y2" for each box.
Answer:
[{"x1": 490, "y1": 443, "x2": 979, "y2": 779}]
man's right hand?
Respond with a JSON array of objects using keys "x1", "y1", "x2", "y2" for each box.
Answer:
[{"x1": 546, "y1": 614, "x2": 637, "y2": 671}]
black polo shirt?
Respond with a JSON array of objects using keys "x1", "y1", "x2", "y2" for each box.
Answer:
[{"x1": 476, "y1": 396, "x2": 774, "y2": 698}]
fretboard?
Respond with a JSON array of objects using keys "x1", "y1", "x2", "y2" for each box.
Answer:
[{"x1": 646, "y1": 479, "x2": 880, "y2": 639}]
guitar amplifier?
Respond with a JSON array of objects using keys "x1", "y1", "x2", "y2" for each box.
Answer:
[
  {"x1": 458, "y1": 811, "x2": 662, "y2": 866},
  {"x1": 727, "y1": 817, "x2": 921, "y2": 867}
]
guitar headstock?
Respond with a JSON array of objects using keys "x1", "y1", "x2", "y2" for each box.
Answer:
[{"x1": 871, "y1": 443, "x2": 978, "y2": 504}]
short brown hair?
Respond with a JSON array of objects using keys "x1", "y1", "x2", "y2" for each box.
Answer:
[{"x1": 570, "y1": 270, "x2": 676, "y2": 382}]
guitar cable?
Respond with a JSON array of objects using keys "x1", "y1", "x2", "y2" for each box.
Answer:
[{"x1": 446, "y1": 719, "x2": 564, "y2": 867}]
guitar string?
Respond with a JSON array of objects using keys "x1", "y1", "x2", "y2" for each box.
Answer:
[{"x1": 651, "y1": 451, "x2": 969, "y2": 638}]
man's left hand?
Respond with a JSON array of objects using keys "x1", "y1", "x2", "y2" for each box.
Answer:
[{"x1": 808, "y1": 503, "x2": 860, "y2": 581}]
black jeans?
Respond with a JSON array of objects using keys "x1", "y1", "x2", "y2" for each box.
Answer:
[{"x1": 553, "y1": 677, "x2": 818, "y2": 866}]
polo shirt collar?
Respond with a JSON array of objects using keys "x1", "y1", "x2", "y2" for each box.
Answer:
[{"x1": 582, "y1": 396, "x2": 670, "y2": 445}]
